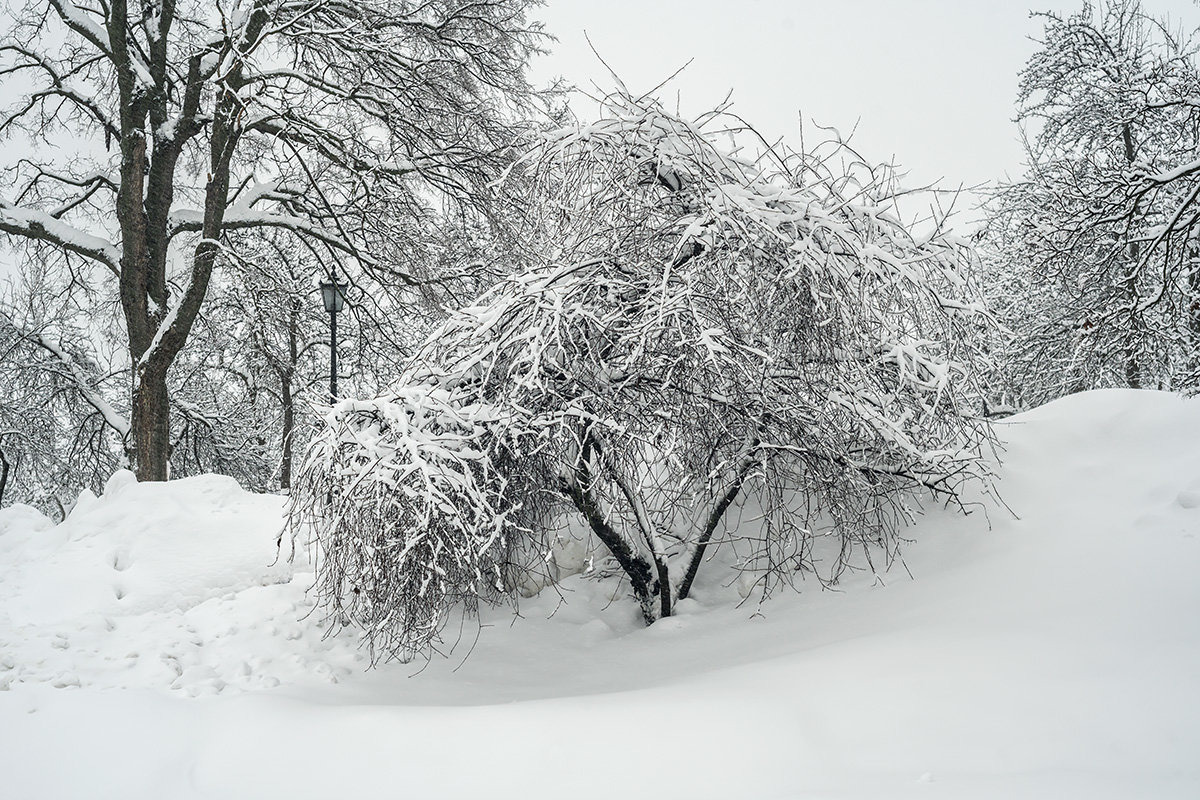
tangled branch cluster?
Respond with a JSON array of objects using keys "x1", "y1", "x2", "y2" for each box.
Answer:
[{"x1": 288, "y1": 384, "x2": 555, "y2": 661}]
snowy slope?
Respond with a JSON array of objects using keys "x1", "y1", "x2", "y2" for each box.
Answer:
[{"x1": 1, "y1": 389, "x2": 1198, "y2": 799}]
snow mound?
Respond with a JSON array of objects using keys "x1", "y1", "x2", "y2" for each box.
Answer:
[
  {"x1": 0, "y1": 389, "x2": 1198, "y2": 799},
  {"x1": 0, "y1": 472, "x2": 360, "y2": 695},
  {"x1": 2, "y1": 472, "x2": 288, "y2": 623}
]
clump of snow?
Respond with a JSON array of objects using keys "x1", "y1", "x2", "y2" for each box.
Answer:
[{"x1": 1, "y1": 389, "x2": 1199, "y2": 799}]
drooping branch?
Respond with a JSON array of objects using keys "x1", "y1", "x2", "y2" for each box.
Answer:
[{"x1": 17, "y1": 327, "x2": 130, "y2": 442}]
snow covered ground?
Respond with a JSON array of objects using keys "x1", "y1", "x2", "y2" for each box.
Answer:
[{"x1": 1, "y1": 389, "x2": 1198, "y2": 799}]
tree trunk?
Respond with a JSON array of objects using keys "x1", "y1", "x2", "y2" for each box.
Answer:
[
  {"x1": 677, "y1": 449, "x2": 757, "y2": 602},
  {"x1": 1123, "y1": 338, "x2": 1141, "y2": 389},
  {"x1": 1187, "y1": 248, "x2": 1200, "y2": 378},
  {"x1": 279, "y1": 297, "x2": 300, "y2": 491},
  {"x1": 279, "y1": 380, "x2": 295, "y2": 490},
  {"x1": 560, "y1": 430, "x2": 657, "y2": 623},
  {"x1": 653, "y1": 557, "x2": 671, "y2": 618},
  {"x1": 1121, "y1": 123, "x2": 1143, "y2": 390},
  {"x1": 109, "y1": 0, "x2": 266, "y2": 482},
  {"x1": 133, "y1": 365, "x2": 172, "y2": 481},
  {"x1": 0, "y1": 448, "x2": 9, "y2": 506}
]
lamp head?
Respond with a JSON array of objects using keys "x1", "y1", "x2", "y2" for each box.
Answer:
[{"x1": 319, "y1": 277, "x2": 346, "y2": 314}]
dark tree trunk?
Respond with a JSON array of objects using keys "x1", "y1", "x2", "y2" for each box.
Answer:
[
  {"x1": 1123, "y1": 337, "x2": 1142, "y2": 389},
  {"x1": 0, "y1": 448, "x2": 10, "y2": 506},
  {"x1": 279, "y1": 380, "x2": 295, "y2": 490},
  {"x1": 133, "y1": 364, "x2": 172, "y2": 481},
  {"x1": 560, "y1": 433, "x2": 758, "y2": 623},
  {"x1": 560, "y1": 430, "x2": 657, "y2": 623},
  {"x1": 107, "y1": 0, "x2": 268, "y2": 482},
  {"x1": 677, "y1": 450, "x2": 757, "y2": 602},
  {"x1": 1121, "y1": 123, "x2": 1143, "y2": 390},
  {"x1": 653, "y1": 557, "x2": 671, "y2": 618},
  {"x1": 279, "y1": 297, "x2": 300, "y2": 490}
]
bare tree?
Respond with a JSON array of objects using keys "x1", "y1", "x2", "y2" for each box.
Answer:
[
  {"x1": 0, "y1": 0, "x2": 545, "y2": 481},
  {"x1": 0, "y1": 282, "x2": 127, "y2": 510},
  {"x1": 983, "y1": 0, "x2": 1200, "y2": 403},
  {"x1": 289, "y1": 89, "x2": 998, "y2": 661}
]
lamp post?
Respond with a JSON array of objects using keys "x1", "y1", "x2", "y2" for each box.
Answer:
[{"x1": 318, "y1": 274, "x2": 346, "y2": 404}]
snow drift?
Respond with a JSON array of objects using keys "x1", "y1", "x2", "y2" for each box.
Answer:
[{"x1": 1, "y1": 389, "x2": 1199, "y2": 799}]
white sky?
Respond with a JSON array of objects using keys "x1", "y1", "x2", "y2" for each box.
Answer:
[
  {"x1": 530, "y1": 0, "x2": 1200, "y2": 219},
  {"x1": 3, "y1": 1, "x2": 1197, "y2": 284}
]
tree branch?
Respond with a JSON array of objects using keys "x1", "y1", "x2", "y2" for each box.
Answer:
[{"x1": 0, "y1": 200, "x2": 121, "y2": 276}]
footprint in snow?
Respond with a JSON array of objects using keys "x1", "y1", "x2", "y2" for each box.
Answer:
[
  {"x1": 110, "y1": 548, "x2": 131, "y2": 571},
  {"x1": 50, "y1": 673, "x2": 81, "y2": 689}
]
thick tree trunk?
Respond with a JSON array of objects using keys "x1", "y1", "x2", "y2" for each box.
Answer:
[
  {"x1": 132, "y1": 365, "x2": 172, "y2": 481},
  {"x1": 560, "y1": 430, "x2": 657, "y2": 623},
  {"x1": 562, "y1": 468, "x2": 657, "y2": 624},
  {"x1": 653, "y1": 557, "x2": 671, "y2": 618},
  {"x1": 109, "y1": 0, "x2": 266, "y2": 482}
]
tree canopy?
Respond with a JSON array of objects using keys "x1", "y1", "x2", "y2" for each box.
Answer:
[{"x1": 289, "y1": 89, "x2": 997, "y2": 661}]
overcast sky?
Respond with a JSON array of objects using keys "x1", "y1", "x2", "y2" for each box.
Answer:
[{"x1": 530, "y1": 0, "x2": 1200, "y2": 216}]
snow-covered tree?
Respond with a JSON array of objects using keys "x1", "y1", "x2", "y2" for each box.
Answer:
[
  {"x1": 983, "y1": 0, "x2": 1200, "y2": 403},
  {"x1": 289, "y1": 89, "x2": 997, "y2": 661},
  {"x1": 0, "y1": 275, "x2": 127, "y2": 511},
  {"x1": 0, "y1": 0, "x2": 546, "y2": 481}
]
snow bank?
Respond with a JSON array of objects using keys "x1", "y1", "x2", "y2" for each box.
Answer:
[
  {"x1": 0, "y1": 472, "x2": 356, "y2": 696},
  {"x1": 2, "y1": 472, "x2": 288, "y2": 624},
  {"x1": 1, "y1": 390, "x2": 1199, "y2": 799}
]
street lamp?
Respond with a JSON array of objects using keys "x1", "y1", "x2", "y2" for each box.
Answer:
[{"x1": 318, "y1": 274, "x2": 346, "y2": 404}]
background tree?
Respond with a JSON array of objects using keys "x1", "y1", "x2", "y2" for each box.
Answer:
[
  {"x1": 0, "y1": 269, "x2": 127, "y2": 511},
  {"x1": 982, "y1": 0, "x2": 1200, "y2": 404},
  {"x1": 0, "y1": 0, "x2": 546, "y2": 481},
  {"x1": 289, "y1": 89, "x2": 998, "y2": 661},
  {"x1": 193, "y1": 221, "x2": 470, "y2": 492}
]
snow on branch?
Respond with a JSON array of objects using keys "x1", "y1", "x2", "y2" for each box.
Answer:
[
  {"x1": 288, "y1": 386, "x2": 555, "y2": 662},
  {"x1": 45, "y1": 0, "x2": 115, "y2": 60},
  {"x1": 0, "y1": 200, "x2": 121, "y2": 275},
  {"x1": 167, "y1": 207, "x2": 367, "y2": 261},
  {"x1": 2, "y1": 314, "x2": 132, "y2": 441}
]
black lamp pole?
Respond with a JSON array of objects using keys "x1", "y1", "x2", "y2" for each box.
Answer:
[
  {"x1": 319, "y1": 274, "x2": 345, "y2": 404},
  {"x1": 329, "y1": 301, "x2": 337, "y2": 404}
]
